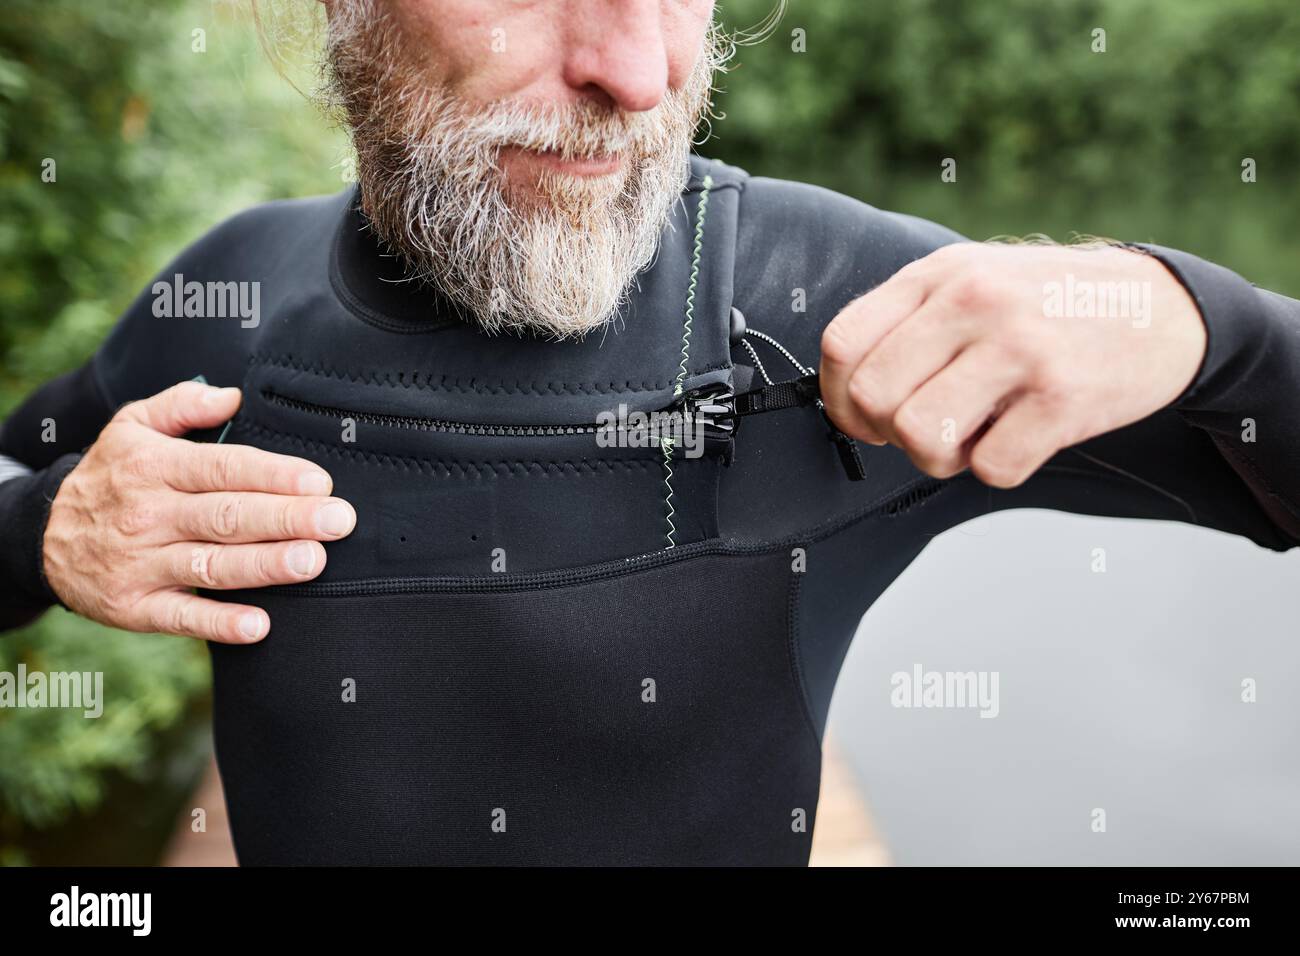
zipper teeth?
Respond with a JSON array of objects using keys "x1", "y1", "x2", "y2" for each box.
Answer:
[
  {"x1": 262, "y1": 389, "x2": 600, "y2": 437},
  {"x1": 276, "y1": 476, "x2": 953, "y2": 598}
]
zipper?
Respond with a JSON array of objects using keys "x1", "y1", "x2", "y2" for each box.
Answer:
[
  {"x1": 262, "y1": 376, "x2": 861, "y2": 479},
  {"x1": 261, "y1": 386, "x2": 737, "y2": 445},
  {"x1": 262, "y1": 389, "x2": 602, "y2": 438}
]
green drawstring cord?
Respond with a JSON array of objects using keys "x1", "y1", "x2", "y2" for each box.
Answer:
[
  {"x1": 191, "y1": 172, "x2": 719, "y2": 549},
  {"x1": 191, "y1": 374, "x2": 233, "y2": 444},
  {"x1": 673, "y1": 174, "x2": 713, "y2": 399},
  {"x1": 663, "y1": 173, "x2": 714, "y2": 548}
]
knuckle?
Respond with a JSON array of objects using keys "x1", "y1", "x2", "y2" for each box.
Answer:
[
  {"x1": 820, "y1": 319, "x2": 858, "y2": 366},
  {"x1": 113, "y1": 501, "x2": 158, "y2": 537},
  {"x1": 895, "y1": 256, "x2": 930, "y2": 277},
  {"x1": 255, "y1": 545, "x2": 285, "y2": 583},
  {"x1": 122, "y1": 444, "x2": 160, "y2": 480},
  {"x1": 847, "y1": 372, "x2": 888, "y2": 421},
  {"x1": 884, "y1": 273, "x2": 926, "y2": 306},
  {"x1": 103, "y1": 467, "x2": 135, "y2": 505},
  {"x1": 896, "y1": 415, "x2": 959, "y2": 476},
  {"x1": 96, "y1": 420, "x2": 131, "y2": 451},
  {"x1": 170, "y1": 603, "x2": 194, "y2": 636},
  {"x1": 904, "y1": 245, "x2": 967, "y2": 279},
  {"x1": 891, "y1": 403, "x2": 932, "y2": 450},
  {"x1": 1055, "y1": 412, "x2": 1091, "y2": 451},
  {"x1": 211, "y1": 494, "x2": 242, "y2": 539},
  {"x1": 211, "y1": 448, "x2": 241, "y2": 489},
  {"x1": 971, "y1": 450, "x2": 1027, "y2": 489},
  {"x1": 928, "y1": 457, "x2": 968, "y2": 480},
  {"x1": 276, "y1": 502, "x2": 302, "y2": 539},
  {"x1": 187, "y1": 544, "x2": 221, "y2": 588},
  {"x1": 174, "y1": 380, "x2": 206, "y2": 403},
  {"x1": 101, "y1": 590, "x2": 135, "y2": 622},
  {"x1": 990, "y1": 332, "x2": 1037, "y2": 374},
  {"x1": 947, "y1": 272, "x2": 1005, "y2": 313},
  {"x1": 154, "y1": 600, "x2": 192, "y2": 637},
  {"x1": 1027, "y1": 351, "x2": 1071, "y2": 394},
  {"x1": 112, "y1": 399, "x2": 145, "y2": 425},
  {"x1": 895, "y1": 257, "x2": 937, "y2": 283}
]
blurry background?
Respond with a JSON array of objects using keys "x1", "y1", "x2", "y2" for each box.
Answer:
[{"x1": 1, "y1": 0, "x2": 1297, "y2": 864}]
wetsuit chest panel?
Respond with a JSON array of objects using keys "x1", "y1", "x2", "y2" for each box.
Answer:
[
  {"x1": 210, "y1": 549, "x2": 821, "y2": 865},
  {"x1": 223, "y1": 353, "x2": 729, "y2": 576},
  {"x1": 202, "y1": 162, "x2": 780, "y2": 864}
]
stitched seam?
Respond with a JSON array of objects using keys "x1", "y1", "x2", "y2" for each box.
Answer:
[
  {"x1": 661, "y1": 436, "x2": 678, "y2": 548},
  {"x1": 674, "y1": 174, "x2": 712, "y2": 397},
  {"x1": 276, "y1": 462, "x2": 1233, "y2": 596},
  {"x1": 662, "y1": 173, "x2": 713, "y2": 548},
  {"x1": 278, "y1": 481, "x2": 967, "y2": 596},
  {"x1": 247, "y1": 352, "x2": 731, "y2": 397},
  {"x1": 786, "y1": 563, "x2": 820, "y2": 748},
  {"x1": 1213, "y1": 434, "x2": 1300, "y2": 518},
  {"x1": 235, "y1": 419, "x2": 659, "y2": 478}
]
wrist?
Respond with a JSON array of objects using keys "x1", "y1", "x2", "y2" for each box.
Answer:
[{"x1": 33, "y1": 454, "x2": 84, "y2": 610}]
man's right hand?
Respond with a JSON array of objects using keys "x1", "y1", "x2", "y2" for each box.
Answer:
[{"x1": 42, "y1": 380, "x2": 356, "y2": 644}]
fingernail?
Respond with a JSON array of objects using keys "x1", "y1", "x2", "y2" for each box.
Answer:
[
  {"x1": 238, "y1": 612, "x2": 266, "y2": 641},
  {"x1": 298, "y1": 471, "x2": 331, "y2": 496},
  {"x1": 315, "y1": 501, "x2": 355, "y2": 537},
  {"x1": 287, "y1": 543, "x2": 317, "y2": 576}
]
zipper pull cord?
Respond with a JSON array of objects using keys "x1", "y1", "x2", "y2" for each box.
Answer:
[
  {"x1": 732, "y1": 328, "x2": 867, "y2": 482},
  {"x1": 742, "y1": 327, "x2": 813, "y2": 379}
]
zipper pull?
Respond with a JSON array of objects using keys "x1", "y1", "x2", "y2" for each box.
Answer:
[
  {"x1": 817, "y1": 403, "x2": 867, "y2": 481},
  {"x1": 732, "y1": 373, "x2": 866, "y2": 481},
  {"x1": 680, "y1": 385, "x2": 736, "y2": 444}
]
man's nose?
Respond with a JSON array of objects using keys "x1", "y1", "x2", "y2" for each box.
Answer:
[{"x1": 562, "y1": 1, "x2": 670, "y2": 113}]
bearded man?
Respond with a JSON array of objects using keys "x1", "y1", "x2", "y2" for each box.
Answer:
[{"x1": 1, "y1": 1, "x2": 1297, "y2": 865}]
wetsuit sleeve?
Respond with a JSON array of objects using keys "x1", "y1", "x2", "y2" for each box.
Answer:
[
  {"x1": 910, "y1": 244, "x2": 1300, "y2": 552},
  {"x1": 732, "y1": 179, "x2": 1300, "y2": 552},
  {"x1": 1000, "y1": 244, "x2": 1300, "y2": 550},
  {"x1": 0, "y1": 362, "x2": 115, "y2": 629},
  {"x1": 0, "y1": 203, "x2": 265, "y2": 633},
  {"x1": 1143, "y1": 244, "x2": 1300, "y2": 542}
]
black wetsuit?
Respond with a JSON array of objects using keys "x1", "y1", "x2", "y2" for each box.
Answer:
[{"x1": 2, "y1": 156, "x2": 1298, "y2": 865}]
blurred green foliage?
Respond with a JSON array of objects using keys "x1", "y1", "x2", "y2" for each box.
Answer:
[
  {"x1": 718, "y1": 0, "x2": 1300, "y2": 294},
  {"x1": 1, "y1": 0, "x2": 1296, "y2": 861},
  {"x1": 0, "y1": 0, "x2": 346, "y2": 863},
  {"x1": 0, "y1": 612, "x2": 211, "y2": 864}
]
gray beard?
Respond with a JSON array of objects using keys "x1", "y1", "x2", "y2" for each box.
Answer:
[{"x1": 323, "y1": 0, "x2": 720, "y2": 339}]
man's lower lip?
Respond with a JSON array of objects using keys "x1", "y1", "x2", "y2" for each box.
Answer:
[{"x1": 505, "y1": 146, "x2": 624, "y2": 176}]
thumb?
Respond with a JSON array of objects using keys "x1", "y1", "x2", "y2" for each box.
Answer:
[{"x1": 116, "y1": 380, "x2": 242, "y2": 438}]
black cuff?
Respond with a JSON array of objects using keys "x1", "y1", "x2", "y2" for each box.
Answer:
[
  {"x1": 1128, "y1": 243, "x2": 1270, "y2": 412},
  {"x1": 0, "y1": 452, "x2": 82, "y2": 620}
]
